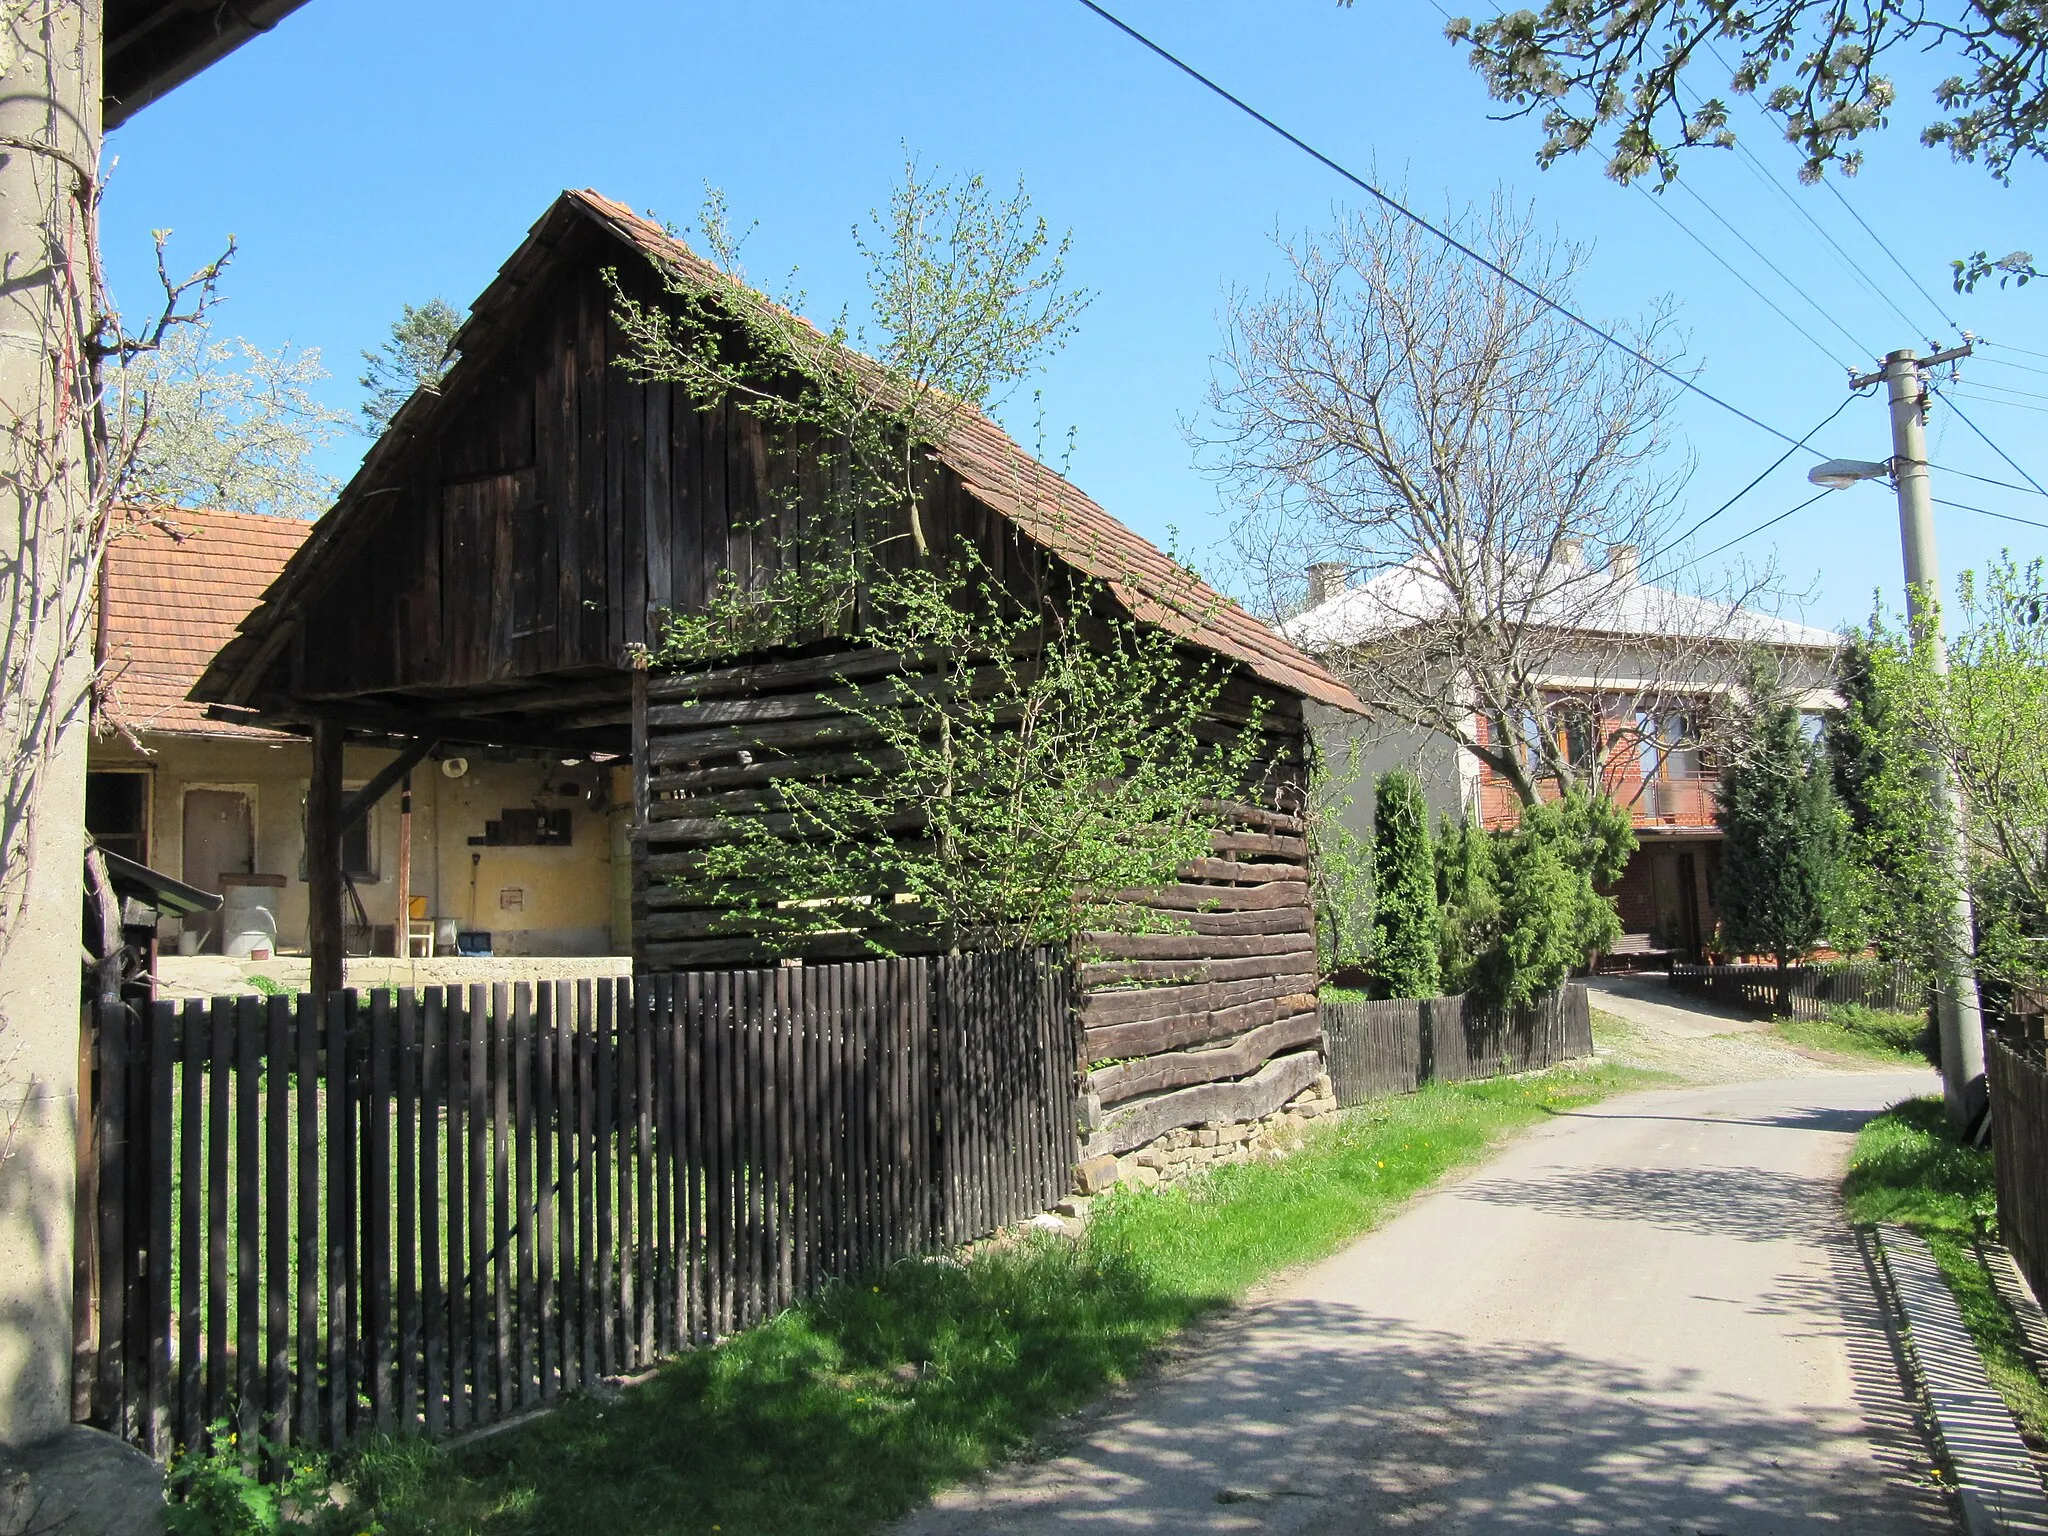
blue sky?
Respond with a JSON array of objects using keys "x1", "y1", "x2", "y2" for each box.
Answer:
[{"x1": 102, "y1": 0, "x2": 2046, "y2": 632}]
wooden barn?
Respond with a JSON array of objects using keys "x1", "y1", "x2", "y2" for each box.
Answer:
[{"x1": 192, "y1": 189, "x2": 1364, "y2": 1173}]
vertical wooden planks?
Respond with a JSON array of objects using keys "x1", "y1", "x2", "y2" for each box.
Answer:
[
  {"x1": 514, "y1": 984, "x2": 535, "y2": 1408},
  {"x1": 594, "y1": 979, "x2": 615, "y2": 1375},
  {"x1": 367, "y1": 989, "x2": 394, "y2": 1433},
  {"x1": 636, "y1": 980, "x2": 655, "y2": 1364},
  {"x1": 178, "y1": 999, "x2": 204, "y2": 1451},
  {"x1": 93, "y1": 999, "x2": 128, "y2": 1439},
  {"x1": 396, "y1": 990, "x2": 420, "y2": 1435},
  {"x1": 443, "y1": 986, "x2": 468, "y2": 1434},
  {"x1": 206, "y1": 996, "x2": 231, "y2": 1430},
  {"x1": 421, "y1": 989, "x2": 445, "y2": 1440},
  {"x1": 146, "y1": 1001, "x2": 175, "y2": 1457},
  {"x1": 323, "y1": 991, "x2": 350, "y2": 1448},
  {"x1": 467, "y1": 984, "x2": 489, "y2": 1426},
  {"x1": 491, "y1": 982, "x2": 511, "y2": 1419},
  {"x1": 293, "y1": 992, "x2": 319, "y2": 1447},
  {"x1": 576, "y1": 980, "x2": 596, "y2": 1385},
  {"x1": 708, "y1": 969, "x2": 732, "y2": 1340},
  {"x1": 262, "y1": 996, "x2": 291, "y2": 1451},
  {"x1": 537, "y1": 982, "x2": 559, "y2": 1400},
  {"x1": 653, "y1": 977, "x2": 676, "y2": 1354}
]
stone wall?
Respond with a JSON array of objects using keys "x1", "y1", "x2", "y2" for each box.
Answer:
[{"x1": 1074, "y1": 1070, "x2": 1338, "y2": 1194}]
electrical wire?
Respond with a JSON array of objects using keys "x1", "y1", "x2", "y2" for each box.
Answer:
[
  {"x1": 1933, "y1": 388, "x2": 2048, "y2": 498},
  {"x1": 1666, "y1": 179, "x2": 1873, "y2": 359},
  {"x1": 1932, "y1": 497, "x2": 2048, "y2": 533},
  {"x1": 1973, "y1": 352, "x2": 2048, "y2": 380},
  {"x1": 1668, "y1": 394, "x2": 1862, "y2": 552},
  {"x1": 1817, "y1": 179, "x2": 1964, "y2": 336},
  {"x1": 1925, "y1": 462, "x2": 2048, "y2": 498},
  {"x1": 1069, "y1": 0, "x2": 1827, "y2": 456},
  {"x1": 1981, "y1": 339, "x2": 2048, "y2": 363},
  {"x1": 1950, "y1": 388, "x2": 2048, "y2": 418},
  {"x1": 1635, "y1": 188, "x2": 1851, "y2": 369},
  {"x1": 1952, "y1": 376, "x2": 2048, "y2": 406},
  {"x1": 1692, "y1": 490, "x2": 1832, "y2": 563},
  {"x1": 1694, "y1": 46, "x2": 1958, "y2": 341}
]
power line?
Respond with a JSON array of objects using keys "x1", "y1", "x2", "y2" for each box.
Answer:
[
  {"x1": 1973, "y1": 352, "x2": 2048, "y2": 380},
  {"x1": 1069, "y1": 0, "x2": 1825, "y2": 456},
  {"x1": 1950, "y1": 388, "x2": 2048, "y2": 418},
  {"x1": 1693, "y1": 489, "x2": 1831, "y2": 563},
  {"x1": 1669, "y1": 394, "x2": 1861, "y2": 552},
  {"x1": 1933, "y1": 388, "x2": 2048, "y2": 498},
  {"x1": 1693, "y1": 46, "x2": 1958, "y2": 341},
  {"x1": 1981, "y1": 339, "x2": 2048, "y2": 363},
  {"x1": 1932, "y1": 496, "x2": 2048, "y2": 533},
  {"x1": 1953, "y1": 376, "x2": 2048, "y2": 406},
  {"x1": 1817, "y1": 179, "x2": 1964, "y2": 336},
  {"x1": 1635, "y1": 188, "x2": 1850, "y2": 369},
  {"x1": 1667, "y1": 179, "x2": 1872, "y2": 359},
  {"x1": 1925, "y1": 461, "x2": 2048, "y2": 499}
]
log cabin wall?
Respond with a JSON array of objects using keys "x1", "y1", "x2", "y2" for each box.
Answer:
[
  {"x1": 197, "y1": 191, "x2": 1360, "y2": 1193},
  {"x1": 637, "y1": 645, "x2": 1334, "y2": 1186}
]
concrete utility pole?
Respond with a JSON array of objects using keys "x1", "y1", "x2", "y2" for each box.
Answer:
[
  {"x1": 1856, "y1": 345, "x2": 1987, "y2": 1126},
  {"x1": 0, "y1": 0, "x2": 101, "y2": 1447}
]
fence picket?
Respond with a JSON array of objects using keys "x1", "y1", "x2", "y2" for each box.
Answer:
[{"x1": 87, "y1": 949, "x2": 1082, "y2": 1457}]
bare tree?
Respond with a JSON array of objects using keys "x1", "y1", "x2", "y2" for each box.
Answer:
[{"x1": 1207, "y1": 194, "x2": 1796, "y2": 807}]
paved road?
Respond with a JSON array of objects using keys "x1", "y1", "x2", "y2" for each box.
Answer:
[{"x1": 901, "y1": 1068, "x2": 1953, "y2": 1534}]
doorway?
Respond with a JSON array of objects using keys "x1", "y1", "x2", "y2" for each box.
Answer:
[{"x1": 183, "y1": 788, "x2": 254, "y2": 950}]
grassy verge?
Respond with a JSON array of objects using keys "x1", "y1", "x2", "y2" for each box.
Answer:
[
  {"x1": 1843, "y1": 1096, "x2": 2048, "y2": 1445},
  {"x1": 1778, "y1": 1003, "x2": 1931, "y2": 1063},
  {"x1": 323, "y1": 1057, "x2": 1661, "y2": 1536}
]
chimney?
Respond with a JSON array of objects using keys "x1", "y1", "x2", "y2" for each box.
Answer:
[
  {"x1": 1609, "y1": 544, "x2": 1639, "y2": 584},
  {"x1": 1555, "y1": 538, "x2": 1584, "y2": 567},
  {"x1": 1307, "y1": 562, "x2": 1347, "y2": 607}
]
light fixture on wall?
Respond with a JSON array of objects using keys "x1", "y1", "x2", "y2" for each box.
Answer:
[{"x1": 441, "y1": 756, "x2": 469, "y2": 779}]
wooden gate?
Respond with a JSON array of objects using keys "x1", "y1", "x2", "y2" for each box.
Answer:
[{"x1": 76, "y1": 948, "x2": 1075, "y2": 1456}]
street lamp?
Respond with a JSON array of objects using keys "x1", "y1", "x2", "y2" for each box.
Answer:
[{"x1": 1806, "y1": 458, "x2": 1892, "y2": 490}]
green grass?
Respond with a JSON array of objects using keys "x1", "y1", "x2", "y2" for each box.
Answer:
[
  {"x1": 1318, "y1": 985, "x2": 1370, "y2": 1003},
  {"x1": 1777, "y1": 1003, "x2": 1931, "y2": 1062},
  {"x1": 336, "y1": 1057, "x2": 1661, "y2": 1536},
  {"x1": 1843, "y1": 1096, "x2": 2048, "y2": 1445}
]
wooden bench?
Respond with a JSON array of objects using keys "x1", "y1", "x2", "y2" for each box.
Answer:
[{"x1": 1599, "y1": 933, "x2": 1677, "y2": 973}]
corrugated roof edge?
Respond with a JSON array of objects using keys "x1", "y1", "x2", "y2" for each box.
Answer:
[{"x1": 192, "y1": 188, "x2": 1364, "y2": 716}]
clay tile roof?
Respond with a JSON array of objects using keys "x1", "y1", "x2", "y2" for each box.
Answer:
[
  {"x1": 569, "y1": 191, "x2": 1364, "y2": 715},
  {"x1": 101, "y1": 507, "x2": 312, "y2": 738}
]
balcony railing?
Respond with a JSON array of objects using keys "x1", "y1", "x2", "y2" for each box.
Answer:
[{"x1": 1478, "y1": 773, "x2": 1717, "y2": 831}]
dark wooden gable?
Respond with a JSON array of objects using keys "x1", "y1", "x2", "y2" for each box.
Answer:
[{"x1": 274, "y1": 239, "x2": 1065, "y2": 742}]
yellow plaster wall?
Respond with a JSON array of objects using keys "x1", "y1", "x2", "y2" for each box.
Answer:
[{"x1": 87, "y1": 735, "x2": 626, "y2": 956}]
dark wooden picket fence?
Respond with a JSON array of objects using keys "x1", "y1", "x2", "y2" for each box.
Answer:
[
  {"x1": 1667, "y1": 960, "x2": 1918, "y2": 1021},
  {"x1": 1990, "y1": 1037, "x2": 2048, "y2": 1310},
  {"x1": 76, "y1": 949, "x2": 1075, "y2": 1458},
  {"x1": 1319, "y1": 984, "x2": 1593, "y2": 1108}
]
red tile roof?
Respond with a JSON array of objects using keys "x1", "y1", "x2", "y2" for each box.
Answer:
[
  {"x1": 572, "y1": 191, "x2": 1362, "y2": 714},
  {"x1": 100, "y1": 507, "x2": 311, "y2": 738}
]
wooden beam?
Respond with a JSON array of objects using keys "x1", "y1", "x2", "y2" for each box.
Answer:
[
  {"x1": 307, "y1": 719, "x2": 345, "y2": 998},
  {"x1": 338, "y1": 738, "x2": 438, "y2": 834}
]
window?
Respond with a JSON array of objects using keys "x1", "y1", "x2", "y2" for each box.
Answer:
[
  {"x1": 468, "y1": 808, "x2": 572, "y2": 848},
  {"x1": 86, "y1": 771, "x2": 150, "y2": 864},
  {"x1": 299, "y1": 788, "x2": 378, "y2": 882}
]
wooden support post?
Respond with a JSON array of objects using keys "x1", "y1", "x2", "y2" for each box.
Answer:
[
  {"x1": 395, "y1": 774, "x2": 413, "y2": 959},
  {"x1": 631, "y1": 663, "x2": 649, "y2": 971},
  {"x1": 308, "y1": 719, "x2": 346, "y2": 997}
]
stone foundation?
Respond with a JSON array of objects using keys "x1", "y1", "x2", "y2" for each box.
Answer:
[{"x1": 1084, "y1": 1073, "x2": 1338, "y2": 1193}]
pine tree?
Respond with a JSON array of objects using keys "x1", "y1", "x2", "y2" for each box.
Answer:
[
  {"x1": 1717, "y1": 689, "x2": 1846, "y2": 969},
  {"x1": 1371, "y1": 770, "x2": 1440, "y2": 998},
  {"x1": 360, "y1": 298, "x2": 465, "y2": 434}
]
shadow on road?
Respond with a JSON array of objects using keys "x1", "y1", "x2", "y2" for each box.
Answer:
[{"x1": 909, "y1": 1276, "x2": 1949, "y2": 1534}]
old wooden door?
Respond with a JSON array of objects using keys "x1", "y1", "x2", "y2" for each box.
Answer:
[{"x1": 182, "y1": 789, "x2": 253, "y2": 948}]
